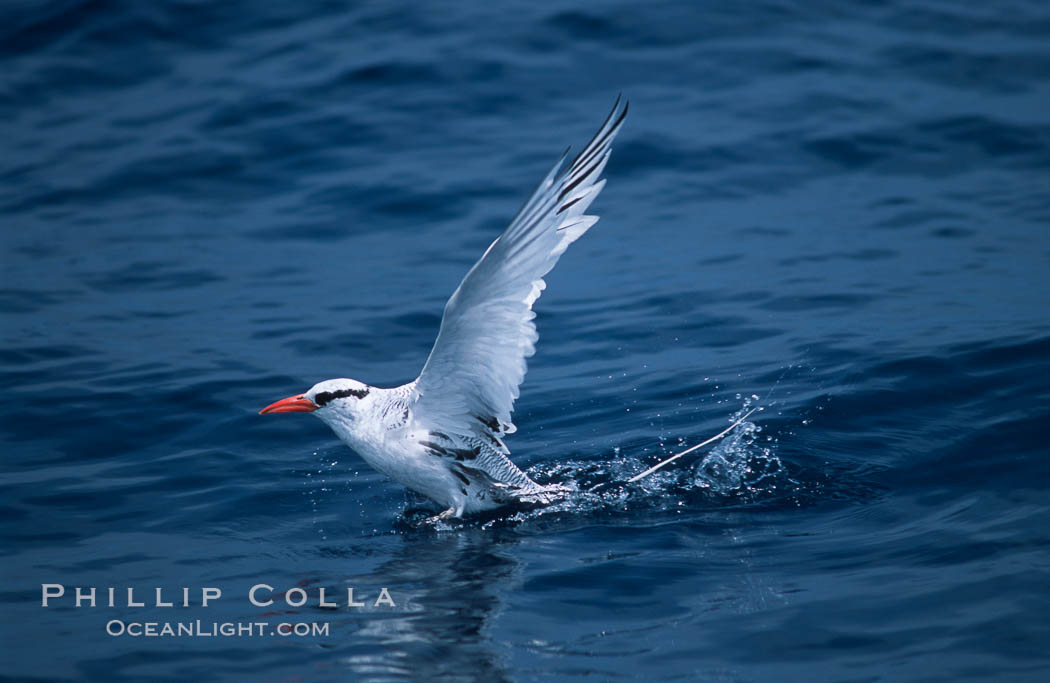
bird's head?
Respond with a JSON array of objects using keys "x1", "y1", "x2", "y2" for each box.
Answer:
[{"x1": 259, "y1": 378, "x2": 372, "y2": 426}]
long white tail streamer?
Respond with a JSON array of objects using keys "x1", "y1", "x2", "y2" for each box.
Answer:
[{"x1": 627, "y1": 408, "x2": 758, "y2": 483}]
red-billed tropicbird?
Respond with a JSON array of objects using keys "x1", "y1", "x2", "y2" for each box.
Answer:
[{"x1": 261, "y1": 98, "x2": 628, "y2": 519}]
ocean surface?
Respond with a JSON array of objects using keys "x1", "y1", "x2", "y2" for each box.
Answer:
[{"x1": 3, "y1": 1, "x2": 1049, "y2": 680}]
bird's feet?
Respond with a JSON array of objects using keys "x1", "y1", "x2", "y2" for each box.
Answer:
[{"x1": 426, "y1": 508, "x2": 457, "y2": 525}]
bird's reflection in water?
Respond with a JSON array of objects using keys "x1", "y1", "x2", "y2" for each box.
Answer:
[{"x1": 322, "y1": 528, "x2": 520, "y2": 682}]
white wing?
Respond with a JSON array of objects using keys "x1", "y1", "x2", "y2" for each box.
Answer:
[{"x1": 413, "y1": 97, "x2": 628, "y2": 445}]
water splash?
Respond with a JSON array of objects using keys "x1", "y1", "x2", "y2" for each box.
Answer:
[
  {"x1": 693, "y1": 404, "x2": 783, "y2": 494},
  {"x1": 406, "y1": 398, "x2": 793, "y2": 530}
]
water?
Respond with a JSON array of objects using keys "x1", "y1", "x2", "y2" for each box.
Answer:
[{"x1": 3, "y1": 1, "x2": 1049, "y2": 680}]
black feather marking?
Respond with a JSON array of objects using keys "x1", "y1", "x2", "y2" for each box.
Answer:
[
  {"x1": 382, "y1": 401, "x2": 410, "y2": 429},
  {"x1": 568, "y1": 98, "x2": 628, "y2": 175},
  {"x1": 503, "y1": 98, "x2": 627, "y2": 246},
  {"x1": 558, "y1": 151, "x2": 606, "y2": 202},
  {"x1": 451, "y1": 469, "x2": 470, "y2": 486},
  {"x1": 430, "y1": 431, "x2": 451, "y2": 442},
  {"x1": 556, "y1": 218, "x2": 587, "y2": 233},
  {"x1": 557, "y1": 194, "x2": 585, "y2": 214},
  {"x1": 476, "y1": 415, "x2": 501, "y2": 432},
  {"x1": 448, "y1": 446, "x2": 481, "y2": 462},
  {"x1": 420, "y1": 440, "x2": 450, "y2": 457},
  {"x1": 568, "y1": 94, "x2": 622, "y2": 172},
  {"x1": 422, "y1": 440, "x2": 480, "y2": 461},
  {"x1": 458, "y1": 464, "x2": 523, "y2": 491},
  {"x1": 315, "y1": 387, "x2": 369, "y2": 407}
]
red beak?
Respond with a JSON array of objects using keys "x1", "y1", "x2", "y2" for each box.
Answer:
[{"x1": 259, "y1": 394, "x2": 318, "y2": 415}]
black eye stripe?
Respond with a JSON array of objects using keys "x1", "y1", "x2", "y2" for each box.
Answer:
[{"x1": 315, "y1": 388, "x2": 369, "y2": 407}]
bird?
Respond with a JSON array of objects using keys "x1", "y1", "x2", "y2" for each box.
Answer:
[{"x1": 260, "y1": 98, "x2": 628, "y2": 520}]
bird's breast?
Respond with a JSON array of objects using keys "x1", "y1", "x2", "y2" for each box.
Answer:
[{"x1": 342, "y1": 429, "x2": 461, "y2": 507}]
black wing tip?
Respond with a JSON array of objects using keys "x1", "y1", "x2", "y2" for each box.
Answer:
[
  {"x1": 596, "y1": 95, "x2": 629, "y2": 140},
  {"x1": 609, "y1": 94, "x2": 629, "y2": 132},
  {"x1": 499, "y1": 94, "x2": 629, "y2": 241},
  {"x1": 567, "y1": 95, "x2": 629, "y2": 174}
]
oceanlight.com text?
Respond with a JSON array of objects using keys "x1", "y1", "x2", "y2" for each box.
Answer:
[{"x1": 105, "y1": 619, "x2": 330, "y2": 637}]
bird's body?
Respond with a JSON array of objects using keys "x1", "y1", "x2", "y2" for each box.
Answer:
[
  {"x1": 309, "y1": 380, "x2": 558, "y2": 516},
  {"x1": 261, "y1": 99, "x2": 628, "y2": 518}
]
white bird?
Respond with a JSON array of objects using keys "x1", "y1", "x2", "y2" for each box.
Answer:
[{"x1": 261, "y1": 98, "x2": 629, "y2": 519}]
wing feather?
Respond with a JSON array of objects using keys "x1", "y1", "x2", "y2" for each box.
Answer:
[{"x1": 412, "y1": 98, "x2": 628, "y2": 445}]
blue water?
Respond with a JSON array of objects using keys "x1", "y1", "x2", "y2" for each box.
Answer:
[{"x1": 3, "y1": 1, "x2": 1050, "y2": 680}]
